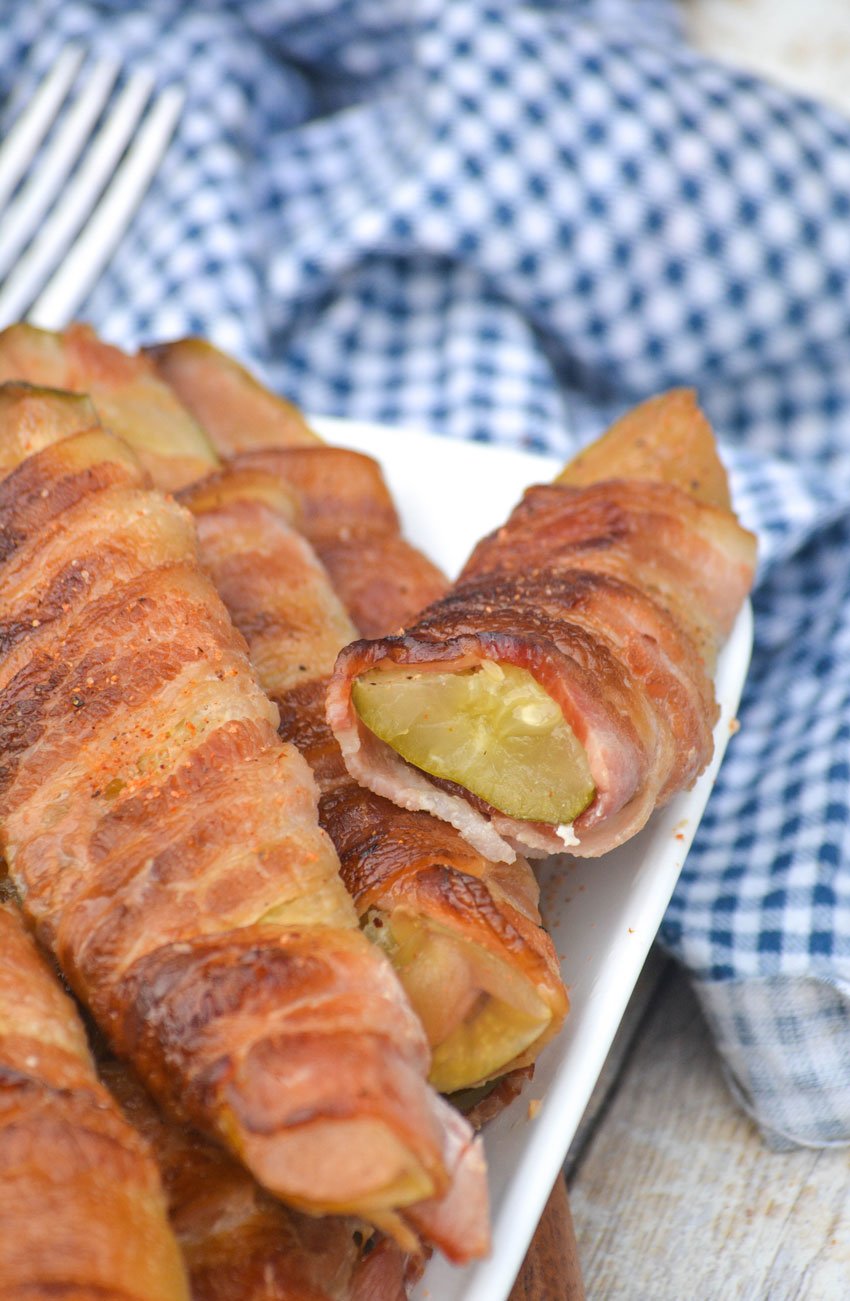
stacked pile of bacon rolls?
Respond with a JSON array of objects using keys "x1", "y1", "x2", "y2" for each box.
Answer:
[{"x1": 0, "y1": 322, "x2": 754, "y2": 1298}]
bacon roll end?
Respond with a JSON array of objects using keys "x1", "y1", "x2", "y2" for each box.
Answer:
[
  {"x1": 329, "y1": 392, "x2": 757, "y2": 863},
  {"x1": 0, "y1": 322, "x2": 219, "y2": 491}
]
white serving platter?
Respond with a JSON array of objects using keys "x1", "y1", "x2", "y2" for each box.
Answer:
[{"x1": 315, "y1": 415, "x2": 754, "y2": 1301}]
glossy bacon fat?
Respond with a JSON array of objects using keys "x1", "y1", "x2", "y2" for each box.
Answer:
[
  {"x1": 180, "y1": 468, "x2": 567, "y2": 1094},
  {"x1": 0, "y1": 901, "x2": 189, "y2": 1300},
  {"x1": 328, "y1": 391, "x2": 757, "y2": 863},
  {"x1": 0, "y1": 386, "x2": 488, "y2": 1257}
]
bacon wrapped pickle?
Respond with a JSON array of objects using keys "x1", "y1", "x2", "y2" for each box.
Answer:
[
  {"x1": 0, "y1": 380, "x2": 101, "y2": 474},
  {"x1": 150, "y1": 338, "x2": 446, "y2": 635},
  {"x1": 0, "y1": 322, "x2": 218, "y2": 490},
  {"x1": 0, "y1": 900, "x2": 189, "y2": 1300},
  {"x1": 180, "y1": 468, "x2": 567, "y2": 1093},
  {"x1": 0, "y1": 386, "x2": 487, "y2": 1258},
  {"x1": 103, "y1": 1060, "x2": 413, "y2": 1301},
  {"x1": 328, "y1": 392, "x2": 757, "y2": 864}
]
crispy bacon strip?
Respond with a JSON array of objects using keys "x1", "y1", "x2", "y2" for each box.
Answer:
[
  {"x1": 0, "y1": 901, "x2": 189, "y2": 1300},
  {"x1": 328, "y1": 392, "x2": 757, "y2": 863},
  {"x1": 0, "y1": 388, "x2": 488, "y2": 1257},
  {"x1": 147, "y1": 336, "x2": 322, "y2": 452},
  {"x1": 103, "y1": 1060, "x2": 413, "y2": 1301},
  {"x1": 226, "y1": 447, "x2": 447, "y2": 637},
  {"x1": 149, "y1": 338, "x2": 446, "y2": 634},
  {"x1": 180, "y1": 469, "x2": 567, "y2": 1094},
  {"x1": 0, "y1": 380, "x2": 101, "y2": 474},
  {"x1": 1, "y1": 329, "x2": 446, "y2": 633},
  {"x1": 134, "y1": 338, "x2": 566, "y2": 1091}
]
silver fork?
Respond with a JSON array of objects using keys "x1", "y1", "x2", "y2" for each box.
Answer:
[{"x1": 0, "y1": 46, "x2": 183, "y2": 331}]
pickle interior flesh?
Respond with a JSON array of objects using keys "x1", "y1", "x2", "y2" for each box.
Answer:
[
  {"x1": 364, "y1": 908, "x2": 557, "y2": 1092},
  {"x1": 352, "y1": 661, "x2": 595, "y2": 825}
]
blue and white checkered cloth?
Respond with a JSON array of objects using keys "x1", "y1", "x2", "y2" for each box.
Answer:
[{"x1": 3, "y1": 0, "x2": 850, "y2": 1150}]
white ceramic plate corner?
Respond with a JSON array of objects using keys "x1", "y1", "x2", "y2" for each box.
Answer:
[{"x1": 314, "y1": 415, "x2": 754, "y2": 1301}]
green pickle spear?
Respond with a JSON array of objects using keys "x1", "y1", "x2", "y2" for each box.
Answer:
[
  {"x1": 363, "y1": 906, "x2": 556, "y2": 1094},
  {"x1": 353, "y1": 661, "x2": 595, "y2": 825}
]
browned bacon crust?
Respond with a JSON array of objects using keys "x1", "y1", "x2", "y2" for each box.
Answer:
[
  {"x1": 224, "y1": 447, "x2": 447, "y2": 637},
  {"x1": 103, "y1": 1059, "x2": 412, "y2": 1301},
  {"x1": 147, "y1": 336, "x2": 322, "y2": 454},
  {"x1": 148, "y1": 337, "x2": 447, "y2": 633},
  {"x1": 329, "y1": 431, "x2": 757, "y2": 864},
  {"x1": 0, "y1": 902, "x2": 189, "y2": 1300},
  {"x1": 182, "y1": 470, "x2": 567, "y2": 1093},
  {"x1": 0, "y1": 414, "x2": 487, "y2": 1256}
]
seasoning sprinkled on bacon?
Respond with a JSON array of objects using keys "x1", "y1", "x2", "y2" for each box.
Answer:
[
  {"x1": 0, "y1": 901, "x2": 189, "y2": 1300},
  {"x1": 0, "y1": 385, "x2": 488, "y2": 1258}
]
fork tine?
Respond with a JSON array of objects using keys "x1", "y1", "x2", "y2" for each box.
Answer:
[
  {"x1": 0, "y1": 56, "x2": 121, "y2": 280},
  {"x1": 0, "y1": 45, "x2": 84, "y2": 212},
  {"x1": 28, "y1": 84, "x2": 184, "y2": 330},
  {"x1": 0, "y1": 70, "x2": 156, "y2": 329}
]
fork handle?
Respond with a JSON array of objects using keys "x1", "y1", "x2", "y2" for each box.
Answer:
[{"x1": 509, "y1": 1174, "x2": 585, "y2": 1301}]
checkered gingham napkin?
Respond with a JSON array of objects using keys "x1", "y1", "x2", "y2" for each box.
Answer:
[{"x1": 3, "y1": 0, "x2": 850, "y2": 1151}]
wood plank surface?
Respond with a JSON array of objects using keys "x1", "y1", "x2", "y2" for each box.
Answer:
[
  {"x1": 510, "y1": 1176, "x2": 585, "y2": 1301},
  {"x1": 569, "y1": 965, "x2": 850, "y2": 1300},
  {"x1": 511, "y1": 950, "x2": 668, "y2": 1300}
]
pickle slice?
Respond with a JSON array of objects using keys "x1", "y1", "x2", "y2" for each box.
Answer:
[
  {"x1": 365, "y1": 909, "x2": 561, "y2": 1092},
  {"x1": 0, "y1": 381, "x2": 101, "y2": 473},
  {"x1": 352, "y1": 661, "x2": 595, "y2": 825},
  {"x1": 556, "y1": 388, "x2": 732, "y2": 510}
]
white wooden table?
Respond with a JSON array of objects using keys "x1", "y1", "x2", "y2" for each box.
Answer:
[{"x1": 565, "y1": 954, "x2": 850, "y2": 1299}]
